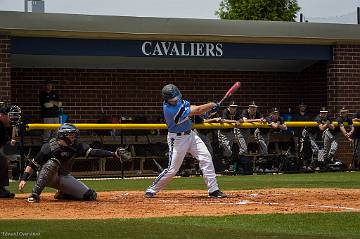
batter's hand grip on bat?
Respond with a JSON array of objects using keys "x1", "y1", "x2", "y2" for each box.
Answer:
[{"x1": 209, "y1": 102, "x2": 221, "y2": 114}]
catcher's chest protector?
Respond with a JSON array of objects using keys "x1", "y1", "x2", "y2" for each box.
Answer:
[{"x1": 49, "y1": 138, "x2": 77, "y2": 162}]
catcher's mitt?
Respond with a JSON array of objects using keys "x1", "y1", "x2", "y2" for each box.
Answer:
[{"x1": 114, "y1": 147, "x2": 132, "y2": 162}]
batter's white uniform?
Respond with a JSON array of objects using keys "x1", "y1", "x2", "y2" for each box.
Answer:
[{"x1": 146, "y1": 99, "x2": 219, "y2": 194}]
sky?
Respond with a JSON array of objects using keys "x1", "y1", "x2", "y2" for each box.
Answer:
[{"x1": 0, "y1": 0, "x2": 359, "y2": 24}]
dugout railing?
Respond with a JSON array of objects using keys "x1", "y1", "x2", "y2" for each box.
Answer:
[{"x1": 9, "y1": 121, "x2": 359, "y2": 178}]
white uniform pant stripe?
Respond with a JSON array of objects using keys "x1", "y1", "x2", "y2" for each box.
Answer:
[{"x1": 150, "y1": 138, "x2": 174, "y2": 188}]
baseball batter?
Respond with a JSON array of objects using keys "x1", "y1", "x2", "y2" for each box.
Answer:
[
  {"x1": 144, "y1": 84, "x2": 226, "y2": 198},
  {"x1": 18, "y1": 123, "x2": 128, "y2": 203}
]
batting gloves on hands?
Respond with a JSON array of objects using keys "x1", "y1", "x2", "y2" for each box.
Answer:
[{"x1": 209, "y1": 102, "x2": 221, "y2": 114}]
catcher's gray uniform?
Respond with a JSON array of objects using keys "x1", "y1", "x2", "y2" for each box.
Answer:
[{"x1": 25, "y1": 138, "x2": 121, "y2": 200}]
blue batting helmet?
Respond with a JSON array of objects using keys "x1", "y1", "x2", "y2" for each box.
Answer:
[{"x1": 161, "y1": 84, "x2": 182, "y2": 102}]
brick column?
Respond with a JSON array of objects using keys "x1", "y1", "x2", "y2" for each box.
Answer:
[
  {"x1": 327, "y1": 44, "x2": 360, "y2": 166},
  {"x1": 0, "y1": 35, "x2": 11, "y2": 103}
]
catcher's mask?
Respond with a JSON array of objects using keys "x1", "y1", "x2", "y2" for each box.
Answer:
[{"x1": 57, "y1": 123, "x2": 79, "y2": 146}]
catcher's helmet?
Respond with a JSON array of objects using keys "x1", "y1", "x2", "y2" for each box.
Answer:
[
  {"x1": 57, "y1": 123, "x2": 79, "y2": 146},
  {"x1": 161, "y1": 84, "x2": 182, "y2": 102}
]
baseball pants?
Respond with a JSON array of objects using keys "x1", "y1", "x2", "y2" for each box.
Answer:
[
  {"x1": 322, "y1": 129, "x2": 338, "y2": 161},
  {"x1": 234, "y1": 128, "x2": 249, "y2": 155},
  {"x1": 218, "y1": 130, "x2": 239, "y2": 158},
  {"x1": 33, "y1": 159, "x2": 90, "y2": 199},
  {"x1": 254, "y1": 129, "x2": 269, "y2": 155},
  {"x1": 48, "y1": 174, "x2": 90, "y2": 199},
  {"x1": 195, "y1": 130, "x2": 214, "y2": 157},
  {"x1": 147, "y1": 131, "x2": 219, "y2": 194},
  {"x1": 301, "y1": 129, "x2": 320, "y2": 156}
]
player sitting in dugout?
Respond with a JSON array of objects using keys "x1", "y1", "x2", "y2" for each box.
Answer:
[{"x1": 18, "y1": 123, "x2": 130, "y2": 203}]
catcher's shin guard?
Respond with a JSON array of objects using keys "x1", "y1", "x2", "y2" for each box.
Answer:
[{"x1": 32, "y1": 158, "x2": 60, "y2": 196}]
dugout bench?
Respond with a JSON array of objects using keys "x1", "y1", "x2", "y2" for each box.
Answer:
[
  {"x1": 14, "y1": 131, "x2": 298, "y2": 178},
  {"x1": 16, "y1": 134, "x2": 167, "y2": 178}
]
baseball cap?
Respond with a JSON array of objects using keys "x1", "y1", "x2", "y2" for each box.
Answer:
[
  {"x1": 229, "y1": 101, "x2": 238, "y2": 107},
  {"x1": 272, "y1": 107, "x2": 279, "y2": 113},
  {"x1": 249, "y1": 101, "x2": 258, "y2": 107},
  {"x1": 320, "y1": 107, "x2": 328, "y2": 113},
  {"x1": 339, "y1": 107, "x2": 348, "y2": 113}
]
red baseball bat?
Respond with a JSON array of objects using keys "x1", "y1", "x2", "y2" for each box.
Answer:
[{"x1": 219, "y1": 82, "x2": 241, "y2": 104}]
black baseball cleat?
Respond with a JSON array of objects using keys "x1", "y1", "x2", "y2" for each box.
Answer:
[
  {"x1": 0, "y1": 188, "x2": 15, "y2": 199},
  {"x1": 54, "y1": 191, "x2": 66, "y2": 200},
  {"x1": 27, "y1": 193, "x2": 40, "y2": 203},
  {"x1": 208, "y1": 190, "x2": 227, "y2": 198},
  {"x1": 54, "y1": 191, "x2": 76, "y2": 200},
  {"x1": 144, "y1": 191, "x2": 155, "y2": 198}
]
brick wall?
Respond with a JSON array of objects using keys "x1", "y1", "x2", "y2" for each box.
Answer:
[
  {"x1": 327, "y1": 45, "x2": 360, "y2": 165},
  {"x1": 0, "y1": 35, "x2": 11, "y2": 103},
  {"x1": 300, "y1": 61, "x2": 328, "y2": 112},
  {"x1": 11, "y1": 63, "x2": 327, "y2": 123},
  {"x1": 327, "y1": 45, "x2": 360, "y2": 113}
]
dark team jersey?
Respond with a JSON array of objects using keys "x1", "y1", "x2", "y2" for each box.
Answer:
[
  {"x1": 242, "y1": 109, "x2": 262, "y2": 120},
  {"x1": 292, "y1": 111, "x2": 313, "y2": 136},
  {"x1": 193, "y1": 115, "x2": 204, "y2": 124},
  {"x1": 0, "y1": 121, "x2": 11, "y2": 147},
  {"x1": 336, "y1": 115, "x2": 353, "y2": 134},
  {"x1": 315, "y1": 115, "x2": 336, "y2": 134},
  {"x1": 222, "y1": 108, "x2": 242, "y2": 120},
  {"x1": 293, "y1": 112, "x2": 312, "y2": 121},
  {"x1": 242, "y1": 109, "x2": 262, "y2": 133},
  {"x1": 261, "y1": 115, "x2": 285, "y2": 134},
  {"x1": 220, "y1": 108, "x2": 241, "y2": 133},
  {"x1": 31, "y1": 140, "x2": 90, "y2": 175},
  {"x1": 193, "y1": 113, "x2": 216, "y2": 134},
  {"x1": 39, "y1": 90, "x2": 60, "y2": 118}
]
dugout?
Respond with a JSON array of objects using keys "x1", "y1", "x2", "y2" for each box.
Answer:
[{"x1": 1, "y1": 11, "x2": 360, "y2": 167}]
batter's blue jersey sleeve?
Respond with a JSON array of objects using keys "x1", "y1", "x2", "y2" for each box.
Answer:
[{"x1": 163, "y1": 100, "x2": 192, "y2": 133}]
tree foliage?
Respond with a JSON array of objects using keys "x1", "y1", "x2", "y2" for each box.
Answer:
[{"x1": 216, "y1": 0, "x2": 301, "y2": 21}]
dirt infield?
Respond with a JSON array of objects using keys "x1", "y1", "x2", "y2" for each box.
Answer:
[{"x1": 1, "y1": 188, "x2": 359, "y2": 219}]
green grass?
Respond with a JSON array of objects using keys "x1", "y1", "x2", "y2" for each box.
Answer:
[
  {"x1": 8, "y1": 171, "x2": 360, "y2": 193},
  {"x1": 0, "y1": 213, "x2": 359, "y2": 239},
  {"x1": 3, "y1": 172, "x2": 360, "y2": 239}
]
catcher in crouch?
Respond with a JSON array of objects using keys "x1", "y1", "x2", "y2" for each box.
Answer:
[{"x1": 18, "y1": 123, "x2": 129, "y2": 203}]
